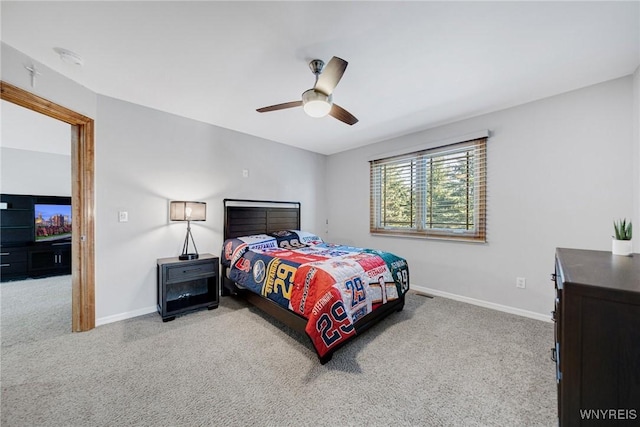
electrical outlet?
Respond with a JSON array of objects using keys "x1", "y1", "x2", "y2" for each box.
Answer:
[
  {"x1": 118, "y1": 211, "x2": 128, "y2": 222},
  {"x1": 516, "y1": 277, "x2": 526, "y2": 289},
  {"x1": 242, "y1": 169, "x2": 249, "y2": 178}
]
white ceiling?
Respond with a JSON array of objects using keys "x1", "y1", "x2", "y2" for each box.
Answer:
[{"x1": 2, "y1": 1, "x2": 639, "y2": 155}]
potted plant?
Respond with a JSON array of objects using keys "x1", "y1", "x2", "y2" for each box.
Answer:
[{"x1": 612, "y1": 218, "x2": 633, "y2": 256}]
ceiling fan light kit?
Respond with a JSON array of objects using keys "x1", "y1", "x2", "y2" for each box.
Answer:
[
  {"x1": 257, "y1": 56, "x2": 358, "y2": 125},
  {"x1": 302, "y1": 89, "x2": 332, "y2": 118}
]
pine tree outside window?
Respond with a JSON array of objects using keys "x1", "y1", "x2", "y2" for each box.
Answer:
[{"x1": 370, "y1": 137, "x2": 487, "y2": 242}]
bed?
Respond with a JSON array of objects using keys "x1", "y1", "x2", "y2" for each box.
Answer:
[{"x1": 221, "y1": 199, "x2": 409, "y2": 364}]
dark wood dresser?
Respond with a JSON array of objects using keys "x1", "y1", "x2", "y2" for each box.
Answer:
[{"x1": 553, "y1": 248, "x2": 640, "y2": 426}]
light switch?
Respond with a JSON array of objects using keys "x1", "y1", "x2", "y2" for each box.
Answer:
[{"x1": 118, "y1": 211, "x2": 128, "y2": 222}]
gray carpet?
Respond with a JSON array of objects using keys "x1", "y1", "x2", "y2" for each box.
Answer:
[{"x1": 1, "y1": 276, "x2": 556, "y2": 426}]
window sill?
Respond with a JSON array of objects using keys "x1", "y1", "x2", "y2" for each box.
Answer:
[{"x1": 370, "y1": 230, "x2": 486, "y2": 243}]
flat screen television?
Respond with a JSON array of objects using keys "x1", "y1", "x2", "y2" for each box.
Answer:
[{"x1": 34, "y1": 204, "x2": 72, "y2": 242}]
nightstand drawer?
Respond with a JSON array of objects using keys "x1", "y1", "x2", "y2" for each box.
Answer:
[{"x1": 166, "y1": 261, "x2": 215, "y2": 282}]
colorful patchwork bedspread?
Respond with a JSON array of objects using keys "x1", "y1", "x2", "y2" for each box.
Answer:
[{"x1": 221, "y1": 230, "x2": 409, "y2": 358}]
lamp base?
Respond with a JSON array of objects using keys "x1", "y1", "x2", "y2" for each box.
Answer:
[{"x1": 179, "y1": 253, "x2": 199, "y2": 261}]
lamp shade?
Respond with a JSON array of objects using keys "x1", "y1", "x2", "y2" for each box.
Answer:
[{"x1": 170, "y1": 201, "x2": 206, "y2": 221}]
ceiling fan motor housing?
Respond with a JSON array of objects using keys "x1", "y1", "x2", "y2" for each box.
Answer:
[{"x1": 309, "y1": 59, "x2": 325, "y2": 76}]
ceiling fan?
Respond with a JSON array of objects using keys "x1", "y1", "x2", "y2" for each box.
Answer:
[{"x1": 256, "y1": 56, "x2": 358, "y2": 125}]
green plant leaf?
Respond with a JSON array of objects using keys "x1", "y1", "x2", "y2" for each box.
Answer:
[{"x1": 613, "y1": 218, "x2": 633, "y2": 240}]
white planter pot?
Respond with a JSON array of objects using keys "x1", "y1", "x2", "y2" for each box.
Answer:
[{"x1": 612, "y1": 239, "x2": 633, "y2": 256}]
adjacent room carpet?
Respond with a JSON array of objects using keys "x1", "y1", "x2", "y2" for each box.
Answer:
[{"x1": 1, "y1": 276, "x2": 556, "y2": 426}]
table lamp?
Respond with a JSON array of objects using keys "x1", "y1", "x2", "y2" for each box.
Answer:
[{"x1": 170, "y1": 201, "x2": 206, "y2": 260}]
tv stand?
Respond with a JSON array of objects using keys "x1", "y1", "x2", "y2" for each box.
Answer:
[
  {"x1": 29, "y1": 241, "x2": 72, "y2": 277},
  {"x1": 1, "y1": 193, "x2": 72, "y2": 282},
  {"x1": 1, "y1": 241, "x2": 71, "y2": 281}
]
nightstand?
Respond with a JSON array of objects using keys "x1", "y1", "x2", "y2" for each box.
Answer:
[{"x1": 157, "y1": 253, "x2": 219, "y2": 322}]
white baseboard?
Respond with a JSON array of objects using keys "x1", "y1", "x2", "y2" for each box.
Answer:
[
  {"x1": 96, "y1": 306, "x2": 157, "y2": 327},
  {"x1": 95, "y1": 288, "x2": 551, "y2": 326},
  {"x1": 411, "y1": 285, "x2": 553, "y2": 323}
]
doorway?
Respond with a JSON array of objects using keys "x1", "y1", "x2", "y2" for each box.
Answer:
[{"x1": 1, "y1": 81, "x2": 95, "y2": 331}]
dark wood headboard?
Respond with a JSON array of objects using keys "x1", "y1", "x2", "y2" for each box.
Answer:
[{"x1": 223, "y1": 199, "x2": 301, "y2": 240}]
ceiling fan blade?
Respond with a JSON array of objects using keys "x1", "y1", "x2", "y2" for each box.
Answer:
[
  {"x1": 256, "y1": 100, "x2": 302, "y2": 113},
  {"x1": 329, "y1": 104, "x2": 358, "y2": 125},
  {"x1": 314, "y1": 56, "x2": 348, "y2": 96}
]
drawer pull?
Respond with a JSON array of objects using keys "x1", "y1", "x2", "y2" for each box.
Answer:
[
  {"x1": 184, "y1": 268, "x2": 201, "y2": 273},
  {"x1": 0, "y1": 252, "x2": 9, "y2": 256},
  {"x1": 1, "y1": 263, "x2": 10, "y2": 267}
]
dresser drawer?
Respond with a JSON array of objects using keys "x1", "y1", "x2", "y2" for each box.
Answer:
[
  {"x1": 166, "y1": 261, "x2": 215, "y2": 282},
  {"x1": 0, "y1": 249, "x2": 28, "y2": 263},
  {"x1": 1, "y1": 261, "x2": 27, "y2": 274}
]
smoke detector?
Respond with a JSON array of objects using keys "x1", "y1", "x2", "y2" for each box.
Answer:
[{"x1": 53, "y1": 47, "x2": 84, "y2": 66}]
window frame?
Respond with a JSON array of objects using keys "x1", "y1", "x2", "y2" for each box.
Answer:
[{"x1": 369, "y1": 137, "x2": 487, "y2": 242}]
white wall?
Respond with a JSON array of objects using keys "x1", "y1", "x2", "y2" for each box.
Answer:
[
  {"x1": 0, "y1": 148, "x2": 70, "y2": 196},
  {"x1": 2, "y1": 43, "x2": 326, "y2": 325},
  {"x1": 95, "y1": 96, "x2": 326, "y2": 323},
  {"x1": 1, "y1": 43, "x2": 92, "y2": 198},
  {"x1": 3, "y1": 41, "x2": 637, "y2": 324},
  {"x1": 0, "y1": 43, "x2": 97, "y2": 119},
  {"x1": 633, "y1": 66, "x2": 640, "y2": 253},
  {"x1": 326, "y1": 76, "x2": 635, "y2": 318},
  {"x1": 1, "y1": 96, "x2": 72, "y2": 196}
]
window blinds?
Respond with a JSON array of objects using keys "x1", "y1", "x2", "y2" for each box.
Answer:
[{"x1": 369, "y1": 137, "x2": 487, "y2": 242}]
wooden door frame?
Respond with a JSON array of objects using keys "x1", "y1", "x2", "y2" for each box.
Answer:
[{"x1": 1, "y1": 81, "x2": 95, "y2": 331}]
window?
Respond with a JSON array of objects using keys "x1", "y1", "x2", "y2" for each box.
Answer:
[{"x1": 370, "y1": 137, "x2": 486, "y2": 242}]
